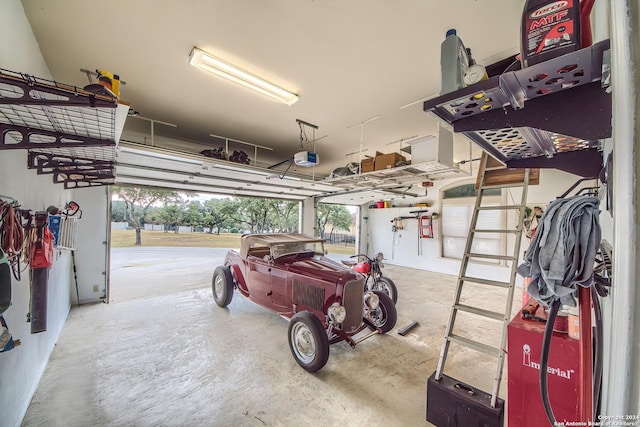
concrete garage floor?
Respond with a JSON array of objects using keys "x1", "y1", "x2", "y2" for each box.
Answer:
[{"x1": 22, "y1": 247, "x2": 519, "y2": 427}]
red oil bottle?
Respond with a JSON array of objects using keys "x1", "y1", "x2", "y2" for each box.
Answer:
[{"x1": 520, "y1": 0, "x2": 581, "y2": 67}]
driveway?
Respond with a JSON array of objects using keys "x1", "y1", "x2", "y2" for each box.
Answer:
[{"x1": 109, "y1": 247, "x2": 230, "y2": 302}]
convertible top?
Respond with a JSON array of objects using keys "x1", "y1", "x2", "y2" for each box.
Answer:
[{"x1": 239, "y1": 233, "x2": 324, "y2": 258}]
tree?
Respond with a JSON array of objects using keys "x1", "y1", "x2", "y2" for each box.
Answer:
[
  {"x1": 232, "y1": 198, "x2": 300, "y2": 233},
  {"x1": 316, "y1": 203, "x2": 352, "y2": 240},
  {"x1": 159, "y1": 204, "x2": 184, "y2": 233},
  {"x1": 144, "y1": 206, "x2": 163, "y2": 227},
  {"x1": 182, "y1": 201, "x2": 204, "y2": 230},
  {"x1": 111, "y1": 200, "x2": 126, "y2": 222},
  {"x1": 270, "y1": 200, "x2": 299, "y2": 232},
  {"x1": 202, "y1": 198, "x2": 236, "y2": 234},
  {"x1": 111, "y1": 186, "x2": 180, "y2": 245},
  {"x1": 235, "y1": 198, "x2": 273, "y2": 233}
]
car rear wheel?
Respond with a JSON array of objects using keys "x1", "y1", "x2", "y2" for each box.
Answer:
[
  {"x1": 287, "y1": 311, "x2": 329, "y2": 372},
  {"x1": 370, "y1": 276, "x2": 398, "y2": 304},
  {"x1": 367, "y1": 291, "x2": 397, "y2": 334},
  {"x1": 212, "y1": 266, "x2": 234, "y2": 307}
]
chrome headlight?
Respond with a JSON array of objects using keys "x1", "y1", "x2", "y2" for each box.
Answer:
[
  {"x1": 364, "y1": 292, "x2": 380, "y2": 310},
  {"x1": 328, "y1": 303, "x2": 347, "y2": 324}
]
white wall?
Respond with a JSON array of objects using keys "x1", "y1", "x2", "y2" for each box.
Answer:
[
  {"x1": 72, "y1": 187, "x2": 110, "y2": 303},
  {"x1": 144, "y1": 223, "x2": 165, "y2": 231},
  {"x1": 0, "y1": 2, "x2": 73, "y2": 425},
  {"x1": 365, "y1": 168, "x2": 583, "y2": 282},
  {"x1": 111, "y1": 221, "x2": 128, "y2": 230}
]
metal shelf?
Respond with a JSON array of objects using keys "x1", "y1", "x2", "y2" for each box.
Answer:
[
  {"x1": 325, "y1": 160, "x2": 468, "y2": 193},
  {"x1": 0, "y1": 68, "x2": 129, "y2": 187},
  {"x1": 423, "y1": 40, "x2": 611, "y2": 177}
]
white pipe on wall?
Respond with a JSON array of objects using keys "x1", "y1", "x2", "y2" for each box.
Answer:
[{"x1": 604, "y1": 0, "x2": 639, "y2": 417}]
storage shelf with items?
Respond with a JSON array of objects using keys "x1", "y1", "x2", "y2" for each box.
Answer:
[
  {"x1": 325, "y1": 160, "x2": 467, "y2": 193},
  {"x1": 0, "y1": 68, "x2": 129, "y2": 188},
  {"x1": 423, "y1": 40, "x2": 610, "y2": 178},
  {"x1": 327, "y1": 128, "x2": 468, "y2": 193}
]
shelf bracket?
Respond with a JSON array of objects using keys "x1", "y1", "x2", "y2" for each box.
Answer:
[{"x1": 0, "y1": 123, "x2": 116, "y2": 150}]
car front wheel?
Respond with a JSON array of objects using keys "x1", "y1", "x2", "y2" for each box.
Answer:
[
  {"x1": 287, "y1": 311, "x2": 329, "y2": 372},
  {"x1": 212, "y1": 266, "x2": 234, "y2": 307},
  {"x1": 369, "y1": 276, "x2": 398, "y2": 304},
  {"x1": 366, "y1": 291, "x2": 397, "y2": 333}
]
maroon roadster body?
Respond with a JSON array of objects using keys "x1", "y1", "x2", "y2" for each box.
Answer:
[{"x1": 212, "y1": 233, "x2": 397, "y2": 372}]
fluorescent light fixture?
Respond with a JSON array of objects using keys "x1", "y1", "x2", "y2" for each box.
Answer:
[{"x1": 189, "y1": 47, "x2": 299, "y2": 105}]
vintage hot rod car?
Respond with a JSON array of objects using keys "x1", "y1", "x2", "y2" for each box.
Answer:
[{"x1": 212, "y1": 233, "x2": 397, "y2": 372}]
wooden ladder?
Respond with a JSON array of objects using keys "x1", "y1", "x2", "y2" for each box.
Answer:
[{"x1": 434, "y1": 153, "x2": 537, "y2": 407}]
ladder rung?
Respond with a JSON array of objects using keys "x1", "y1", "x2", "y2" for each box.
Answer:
[
  {"x1": 480, "y1": 182, "x2": 527, "y2": 189},
  {"x1": 448, "y1": 334, "x2": 500, "y2": 357},
  {"x1": 466, "y1": 253, "x2": 516, "y2": 261},
  {"x1": 477, "y1": 205, "x2": 523, "y2": 210},
  {"x1": 471, "y1": 228, "x2": 518, "y2": 234},
  {"x1": 454, "y1": 304, "x2": 504, "y2": 321},
  {"x1": 460, "y1": 276, "x2": 510, "y2": 288}
]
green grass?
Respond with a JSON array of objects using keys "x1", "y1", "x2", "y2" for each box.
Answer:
[
  {"x1": 110, "y1": 229, "x2": 354, "y2": 254},
  {"x1": 110, "y1": 230, "x2": 242, "y2": 248}
]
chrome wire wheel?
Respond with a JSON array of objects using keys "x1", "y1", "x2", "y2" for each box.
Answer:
[
  {"x1": 369, "y1": 306, "x2": 386, "y2": 328},
  {"x1": 370, "y1": 277, "x2": 398, "y2": 304},
  {"x1": 287, "y1": 311, "x2": 330, "y2": 372},
  {"x1": 290, "y1": 322, "x2": 316, "y2": 364},
  {"x1": 365, "y1": 291, "x2": 397, "y2": 334},
  {"x1": 214, "y1": 274, "x2": 225, "y2": 300},
  {"x1": 212, "y1": 266, "x2": 234, "y2": 307}
]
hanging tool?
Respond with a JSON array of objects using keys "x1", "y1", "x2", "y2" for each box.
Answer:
[
  {"x1": 418, "y1": 215, "x2": 433, "y2": 256},
  {"x1": 71, "y1": 251, "x2": 80, "y2": 305},
  {"x1": 0, "y1": 200, "x2": 27, "y2": 280},
  {"x1": 391, "y1": 217, "x2": 404, "y2": 232},
  {"x1": 29, "y1": 212, "x2": 54, "y2": 334},
  {"x1": 0, "y1": 248, "x2": 20, "y2": 352},
  {"x1": 63, "y1": 201, "x2": 82, "y2": 218}
]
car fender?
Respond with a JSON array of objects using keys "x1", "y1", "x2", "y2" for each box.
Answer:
[
  {"x1": 224, "y1": 251, "x2": 249, "y2": 296},
  {"x1": 227, "y1": 263, "x2": 248, "y2": 294}
]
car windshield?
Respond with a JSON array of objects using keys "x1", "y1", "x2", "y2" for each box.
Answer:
[{"x1": 271, "y1": 240, "x2": 324, "y2": 258}]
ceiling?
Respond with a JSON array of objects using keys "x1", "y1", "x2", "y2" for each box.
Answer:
[{"x1": 20, "y1": 0, "x2": 525, "y2": 202}]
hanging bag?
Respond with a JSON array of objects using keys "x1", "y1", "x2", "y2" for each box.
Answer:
[
  {"x1": 0, "y1": 248, "x2": 10, "y2": 315},
  {"x1": 30, "y1": 225, "x2": 54, "y2": 269}
]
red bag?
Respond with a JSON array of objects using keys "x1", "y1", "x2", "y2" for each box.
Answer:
[{"x1": 31, "y1": 227, "x2": 54, "y2": 269}]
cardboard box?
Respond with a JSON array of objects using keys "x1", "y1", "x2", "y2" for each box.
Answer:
[
  {"x1": 375, "y1": 152, "x2": 407, "y2": 170},
  {"x1": 361, "y1": 158, "x2": 375, "y2": 172}
]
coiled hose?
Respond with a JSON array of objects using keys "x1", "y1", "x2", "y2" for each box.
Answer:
[{"x1": 0, "y1": 202, "x2": 25, "y2": 280}]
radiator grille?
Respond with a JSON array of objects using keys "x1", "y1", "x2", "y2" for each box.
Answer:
[
  {"x1": 293, "y1": 280, "x2": 325, "y2": 312},
  {"x1": 342, "y1": 279, "x2": 364, "y2": 333}
]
